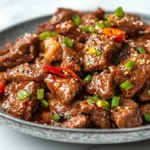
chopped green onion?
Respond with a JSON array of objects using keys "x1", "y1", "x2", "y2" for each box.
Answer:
[
  {"x1": 89, "y1": 26, "x2": 96, "y2": 33},
  {"x1": 120, "y1": 80, "x2": 133, "y2": 90},
  {"x1": 63, "y1": 37, "x2": 74, "y2": 48},
  {"x1": 137, "y1": 47, "x2": 146, "y2": 54},
  {"x1": 96, "y1": 100, "x2": 110, "y2": 110},
  {"x1": 17, "y1": 90, "x2": 30, "y2": 100},
  {"x1": 148, "y1": 90, "x2": 150, "y2": 96},
  {"x1": 52, "y1": 114, "x2": 61, "y2": 122},
  {"x1": 96, "y1": 21, "x2": 105, "y2": 29},
  {"x1": 87, "y1": 99, "x2": 95, "y2": 104},
  {"x1": 96, "y1": 49, "x2": 102, "y2": 56},
  {"x1": 92, "y1": 95, "x2": 99, "y2": 101},
  {"x1": 82, "y1": 26, "x2": 90, "y2": 32},
  {"x1": 37, "y1": 89, "x2": 44, "y2": 100},
  {"x1": 40, "y1": 99, "x2": 49, "y2": 107},
  {"x1": 84, "y1": 75, "x2": 93, "y2": 84},
  {"x1": 115, "y1": 7, "x2": 125, "y2": 18},
  {"x1": 72, "y1": 14, "x2": 82, "y2": 26},
  {"x1": 39, "y1": 31, "x2": 57, "y2": 40},
  {"x1": 82, "y1": 26, "x2": 96, "y2": 33},
  {"x1": 144, "y1": 114, "x2": 150, "y2": 121},
  {"x1": 124, "y1": 60, "x2": 134, "y2": 71},
  {"x1": 104, "y1": 20, "x2": 111, "y2": 28},
  {"x1": 111, "y1": 96, "x2": 120, "y2": 107}
]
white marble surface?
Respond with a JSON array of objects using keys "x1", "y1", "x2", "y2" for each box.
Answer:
[{"x1": 1, "y1": 0, "x2": 150, "y2": 149}]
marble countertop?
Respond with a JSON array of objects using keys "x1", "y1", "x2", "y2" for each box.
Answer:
[{"x1": 1, "y1": 0, "x2": 150, "y2": 149}]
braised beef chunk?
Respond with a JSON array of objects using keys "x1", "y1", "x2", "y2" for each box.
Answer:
[
  {"x1": 60, "y1": 46, "x2": 81, "y2": 72},
  {"x1": 63, "y1": 115, "x2": 89, "y2": 128},
  {"x1": 37, "y1": 8, "x2": 82, "y2": 33},
  {"x1": 1, "y1": 81, "x2": 39, "y2": 120},
  {"x1": 111, "y1": 97, "x2": 142, "y2": 128},
  {"x1": 81, "y1": 8, "x2": 105, "y2": 25},
  {"x1": 113, "y1": 54, "x2": 150, "y2": 97},
  {"x1": 140, "y1": 104, "x2": 150, "y2": 117},
  {"x1": 0, "y1": 33, "x2": 40, "y2": 69},
  {"x1": 138, "y1": 80, "x2": 150, "y2": 101},
  {"x1": 43, "y1": 36, "x2": 63, "y2": 62},
  {"x1": 44, "y1": 74, "x2": 80, "y2": 104},
  {"x1": 7, "y1": 59, "x2": 47, "y2": 82},
  {"x1": 87, "y1": 70, "x2": 115, "y2": 99},
  {"x1": 1, "y1": 7, "x2": 150, "y2": 129},
  {"x1": 107, "y1": 14, "x2": 146, "y2": 37},
  {"x1": 83, "y1": 34, "x2": 120, "y2": 71}
]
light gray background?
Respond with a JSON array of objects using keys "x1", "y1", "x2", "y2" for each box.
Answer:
[{"x1": 0, "y1": 0, "x2": 150, "y2": 149}]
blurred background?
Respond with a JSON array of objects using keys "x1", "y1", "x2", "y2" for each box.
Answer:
[{"x1": 0, "y1": 0, "x2": 150, "y2": 31}]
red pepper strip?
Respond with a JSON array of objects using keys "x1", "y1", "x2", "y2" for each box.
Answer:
[
  {"x1": 102, "y1": 28, "x2": 126, "y2": 43},
  {"x1": 43, "y1": 65, "x2": 80, "y2": 80},
  {"x1": 0, "y1": 82, "x2": 5, "y2": 94}
]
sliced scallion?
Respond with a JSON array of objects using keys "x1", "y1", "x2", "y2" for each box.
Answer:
[
  {"x1": 124, "y1": 60, "x2": 134, "y2": 71},
  {"x1": 40, "y1": 99, "x2": 49, "y2": 107},
  {"x1": 120, "y1": 80, "x2": 133, "y2": 90},
  {"x1": 72, "y1": 14, "x2": 82, "y2": 26},
  {"x1": 148, "y1": 90, "x2": 150, "y2": 96},
  {"x1": 17, "y1": 90, "x2": 30, "y2": 100},
  {"x1": 37, "y1": 89, "x2": 44, "y2": 100},
  {"x1": 144, "y1": 114, "x2": 150, "y2": 121},
  {"x1": 84, "y1": 75, "x2": 93, "y2": 84},
  {"x1": 137, "y1": 47, "x2": 146, "y2": 54},
  {"x1": 52, "y1": 114, "x2": 61, "y2": 122},
  {"x1": 39, "y1": 31, "x2": 57, "y2": 40},
  {"x1": 63, "y1": 37, "x2": 74, "y2": 48},
  {"x1": 111, "y1": 96, "x2": 120, "y2": 107},
  {"x1": 115, "y1": 7, "x2": 125, "y2": 18}
]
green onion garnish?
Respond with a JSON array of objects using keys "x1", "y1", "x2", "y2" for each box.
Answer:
[
  {"x1": 120, "y1": 80, "x2": 133, "y2": 90},
  {"x1": 82, "y1": 26, "x2": 96, "y2": 33},
  {"x1": 52, "y1": 114, "x2": 61, "y2": 122},
  {"x1": 148, "y1": 90, "x2": 150, "y2": 96},
  {"x1": 137, "y1": 47, "x2": 146, "y2": 54},
  {"x1": 37, "y1": 89, "x2": 44, "y2": 100},
  {"x1": 72, "y1": 14, "x2": 82, "y2": 26},
  {"x1": 111, "y1": 96, "x2": 120, "y2": 107},
  {"x1": 87, "y1": 99, "x2": 95, "y2": 104},
  {"x1": 104, "y1": 20, "x2": 111, "y2": 28},
  {"x1": 124, "y1": 60, "x2": 134, "y2": 71},
  {"x1": 84, "y1": 75, "x2": 93, "y2": 84},
  {"x1": 17, "y1": 90, "x2": 30, "y2": 100},
  {"x1": 96, "y1": 100, "x2": 110, "y2": 110},
  {"x1": 96, "y1": 49, "x2": 102, "y2": 56},
  {"x1": 39, "y1": 31, "x2": 57, "y2": 40},
  {"x1": 82, "y1": 26, "x2": 90, "y2": 32},
  {"x1": 92, "y1": 95, "x2": 99, "y2": 101},
  {"x1": 144, "y1": 114, "x2": 150, "y2": 121},
  {"x1": 96, "y1": 21, "x2": 105, "y2": 29},
  {"x1": 63, "y1": 37, "x2": 74, "y2": 48},
  {"x1": 115, "y1": 7, "x2": 125, "y2": 18},
  {"x1": 40, "y1": 99, "x2": 49, "y2": 107}
]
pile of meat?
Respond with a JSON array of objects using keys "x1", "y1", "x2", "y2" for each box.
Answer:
[{"x1": 0, "y1": 7, "x2": 150, "y2": 129}]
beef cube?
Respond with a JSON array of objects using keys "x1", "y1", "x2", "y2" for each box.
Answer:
[
  {"x1": 83, "y1": 34, "x2": 120, "y2": 71},
  {"x1": 63, "y1": 115, "x2": 89, "y2": 128},
  {"x1": 7, "y1": 59, "x2": 47, "y2": 82},
  {"x1": 113, "y1": 54, "x2": 150, "y2": 97},
  {"x1": 81, "y1": 8, "x2": 105, "y2": 25},
  {"x1": 87, "y1": 70, "x2": 115, "y2": 99},
  {"x1": 138, "y1": 80, "x2": 150, "y2": 101},
  {"x1": 37, "y1": 8, "x2": 82, "y2": 33},
  {"x1": 1, "y1": 81, "x2": 39, "y2": 120},
  {"x1": 60, "y1": 46, "x2": 81, "y2": 72},
  {"x1": 43, "y1": 36, "x2": 63, "y2": 62},
  {"x1": 0, "y1": 33, "x2": 40, "y2": 69},
  {"x1": 44, "y1": 74, "x2": 80, "y2": 104},
  {"x1": 111, "y1": 97, "x2": 142, "y2": 128},
  {"x1": 140, "y1": 104, "x2": 150, "y2": 116},
  {"x1": 78, "y1": 100, "x2": 110, "y2": 128},
  {"x1": 107, "y1": 14, "x2": 146, "y2": 37}
]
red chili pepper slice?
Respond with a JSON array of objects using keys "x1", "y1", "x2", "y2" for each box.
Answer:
[
  {"x1": 0, "y1": 82, "x2": 5, "y2": 94},
  {"x1": 43, "y1": 65, "x2": 80, "y2": 80},
  {"x1": 102, "y1": 28, "x2": 126, "y2": 43}
]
